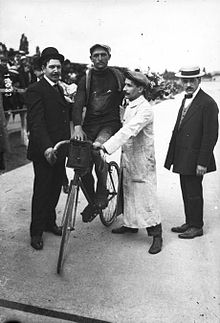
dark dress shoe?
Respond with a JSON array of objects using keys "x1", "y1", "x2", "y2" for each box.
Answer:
[
  {"x1": 45, "y1": 225, "x2": 62, "y2": 236},
  {"x1": 95, "y1": 191, "x2": 109, "y2": 209},
  {"x1": 178, "y1": 227, "x2": 203, "y2": 239},
  {"x1": 148, "y1": 237, "x2": 162, "y2": 254},
  {"x1": 112, "y1": 226, "x2": 139, "y2": 234},
  {"x1": 31, "y1": 236, "x2": 43, "y2": 250},
  {"x1": 171, "y1": 223, "x2": 190, "y2": 233}
]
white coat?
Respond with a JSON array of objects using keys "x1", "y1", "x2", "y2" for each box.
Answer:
[{"x1": 104, "y1": 95, "x2": 161, "y2": 228}]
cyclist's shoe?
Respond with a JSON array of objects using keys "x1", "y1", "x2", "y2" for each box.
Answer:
[
  {"x1": 95, "y1": 191, "x2": 109, "y2": 209},
  {"x1": 81, "y1": 204, "x2": 98, "y2": 223}
]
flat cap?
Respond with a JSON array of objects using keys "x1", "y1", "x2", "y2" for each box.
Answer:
[
  {"x1": 90, "y1": 44, "x2": 111, "y2": 56},
  {"x1": 125, "y1": 70, "x2": 150, "y2": 87}
]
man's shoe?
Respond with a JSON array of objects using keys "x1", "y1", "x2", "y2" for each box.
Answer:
[
  {"x1": 178, "y1": 227, "x2": 203, "y2": 239},
  {"x1": 112, "y1": 226, "x2": 139, "y2": 234},
  {"x1": 95, "y1": 191, "x2": 109, "y2": 209},
  {"x1": 81, "y1": 204, "x2": 98, "y2": 223},
  {"x1": 45, "y1": 225, "x2": 62, "y2": 236},
  {"x1": 171, "y1": 223, "x2": 190, "y2": 233},
  {"x1": 148, "y1": 237, "x2": 163, "y2": 254},
  {"x1": 31, "y1": 236, "x2": 43, "y2": 250}
]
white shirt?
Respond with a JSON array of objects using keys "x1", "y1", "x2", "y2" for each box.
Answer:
[
  {"x1": 43, "y1": 75, "x2": 57, "y2": 87},
  {"x1": 183, "y1": 86, "x2": 201, "y2": 107}
]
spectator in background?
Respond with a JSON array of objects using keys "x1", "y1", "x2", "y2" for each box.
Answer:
[{"x1": 0, "y1": 85, "x2": 10, "y2": 173}]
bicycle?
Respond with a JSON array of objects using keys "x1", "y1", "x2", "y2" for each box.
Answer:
[{"x1": 54, "y1": 139, "x2": 120, "y2": 274}]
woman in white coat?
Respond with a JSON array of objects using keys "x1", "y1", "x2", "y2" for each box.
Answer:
[{"x1": 93, "y1": 71, "x2": 162, "y2": 254}]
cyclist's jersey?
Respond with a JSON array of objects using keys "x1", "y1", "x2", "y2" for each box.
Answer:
[{"x1": 73, "y1": 67, "x2": 124, "y2": 127}]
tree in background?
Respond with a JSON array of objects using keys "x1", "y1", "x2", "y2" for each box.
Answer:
[
  {"x1": 35, "y1": 46, "x2": 40, "y2": 56},
  {"x1": 19, "y1": 34, "x2": 29, "y2": 54}
]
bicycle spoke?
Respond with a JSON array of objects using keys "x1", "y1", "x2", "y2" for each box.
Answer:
[{"x1": 100, "y1": 161, "x2": 119, "y2": 226}]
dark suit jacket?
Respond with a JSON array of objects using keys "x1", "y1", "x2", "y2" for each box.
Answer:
[
  {"x1": 26, "y1": 77, "x2": 71, "y2": 161},
  {"x1": 164, "y1": 89, "x2": 219, "y2": 175}
]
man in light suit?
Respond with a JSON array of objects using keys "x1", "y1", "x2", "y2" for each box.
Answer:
[
  {"x1": 26, "y1": 47, "x2": 71, "y2": 250},
  {"x1": 164, "y1": 66, "x2": 219, "y2": 239}
]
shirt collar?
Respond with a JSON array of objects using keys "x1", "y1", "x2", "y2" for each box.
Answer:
[
  {"x1": 128, "y1": 95, "x2": 145, "y2": 108},
  {"x1": 44, "y1": 75, "x2": 58, "y2": 87},
  {"x1": 184, "y1": 86, "x2": 201, "y2": 100}
]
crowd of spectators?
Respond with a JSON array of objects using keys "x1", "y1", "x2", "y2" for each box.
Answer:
[
  {"x1": 0, "y1": 42, "x2": 182, "y2": 122},
  {"x1": 0, "y1": 40, "x2": 182, "y2": 173}
]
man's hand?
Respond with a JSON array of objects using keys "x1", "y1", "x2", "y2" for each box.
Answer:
[
  {"x1": 72, "y1": 125, "x2": 87, "y2": 141},
  {"x1": 93, "y1": 142, "x2": 104, "y2": 150},
  {"x1": 44, "y1": 147, "x2": 57, "y2": 166},
  {"x1": 196, "y1": 165, "x2": 207, "y2": 176}
]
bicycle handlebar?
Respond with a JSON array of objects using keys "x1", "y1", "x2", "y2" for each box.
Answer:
[
  {"x1": 54, "y1": 140, "x2": 70, "y2": 151},
  {"x1": 54, "y1": 139, "x2": 93, "y2": 152}
]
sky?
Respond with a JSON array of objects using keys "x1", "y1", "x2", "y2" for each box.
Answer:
[{"x1": 0, "y1": 0, "x2": 220, "y2": 73}]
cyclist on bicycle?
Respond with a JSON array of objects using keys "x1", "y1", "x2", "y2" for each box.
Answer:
[{"x1": 72, "y1": 44, "x2": 124, "y2": 222}]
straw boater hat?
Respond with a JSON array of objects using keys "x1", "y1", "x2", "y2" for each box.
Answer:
[
  {"x1": 175, "y1": 66, "x2": 205, "y2": 78},
  {"x1": 38, "y1": 47, "x2": 64, "y2": 66}
]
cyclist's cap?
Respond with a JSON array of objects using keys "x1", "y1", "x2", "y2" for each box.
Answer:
[
  {"x1": 125, "y1": 70, "x2": 150, "y2": 87},
  {"x1": 90, "y1": 44, "x2": 111, "y2": 56}
]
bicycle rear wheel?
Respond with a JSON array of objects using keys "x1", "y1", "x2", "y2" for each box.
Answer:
[
  {"x1": 57, "y1": 182, "x2": 78, "y2": 274},
  {"x1": 100, "y1": 161, "x2": 120, "y2": 227}
]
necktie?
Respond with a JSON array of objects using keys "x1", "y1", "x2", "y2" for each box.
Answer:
[
  {"x1": 54, "y1": 83, "x2": 64, "y2": 97},
  {"x1": 184, "y1": 93, "x2": 193, "y2": 99},
  {"x1": 178, "y1": 93, "x2": 193, "y2": 128}
]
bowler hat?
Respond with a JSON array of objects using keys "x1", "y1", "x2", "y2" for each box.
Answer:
[
  {"x1": 125, "y1": 70, "x2": 150, "y2": 87},
  {"x1": 39, "y1": 47, "x2": 64, "y2": 66},
  {"x1": 175, "y1": 66, "x2": 205, "y2": 78},
  {"x1": 90, "y1": 44, "x2": 111, "y2": 56}
]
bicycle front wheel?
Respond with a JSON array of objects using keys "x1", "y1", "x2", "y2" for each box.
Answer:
[
  {"x1": 57, "y1": 182, "x2": 78, "y2": 274},
  {"x1": 100, "y1": 161, "x2": 120, "y2": 227}
]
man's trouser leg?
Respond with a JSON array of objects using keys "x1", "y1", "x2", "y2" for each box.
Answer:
[
  {"x1": 93, "y1": 127, "x2": 115, "y2": 207},
  {"x1": 146, "y1": 223, "x2": 162, "y2": 237},
  {"x1": 30, "y1": 159, "x2": 65, "y2": 237},
  {"x1": 180, "y1": 175, "x2": 204, "y2": 229}
]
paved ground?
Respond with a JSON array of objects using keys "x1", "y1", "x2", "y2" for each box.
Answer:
[{"x1": 0, "y1": 82, "x2": 219, "y2": 323}]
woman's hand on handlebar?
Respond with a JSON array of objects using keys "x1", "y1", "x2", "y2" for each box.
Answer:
[{"x1": 72, "y1": 125, "x2": 87, "y2": 141}]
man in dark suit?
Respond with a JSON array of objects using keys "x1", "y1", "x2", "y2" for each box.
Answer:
[
  {"x1": 164, "y1": 66, "x2": 219, "y2": 239},
  {"x1": 26, "y1": 47, "x2": 71, "y2": 250}
]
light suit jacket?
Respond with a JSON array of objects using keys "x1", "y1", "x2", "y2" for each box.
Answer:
[{"x1": 104, "y1": 95, "x2": 161, "y2": 228}]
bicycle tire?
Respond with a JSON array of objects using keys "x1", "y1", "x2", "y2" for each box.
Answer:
[
  {"x1": 57, "y1": 182, "x2": 77, "y2": 274},
  {"x1": 100, "y1": 161, "x2": 120, "y2": 227}
]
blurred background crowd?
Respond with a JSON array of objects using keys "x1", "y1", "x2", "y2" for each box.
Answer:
[
  {"x1": 0, "y1": 33, "x2": 195, "y2": 122},
  {"x1": 0, "y1": 34, "x2": 215, "y2": 173}
]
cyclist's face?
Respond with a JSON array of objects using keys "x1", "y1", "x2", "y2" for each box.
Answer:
[
  {"x1": 90, "y1": 48, "x2": 110, "y2": 70},
  {"x1": 42, "y1": 59, "x2": 62, "y2": 82}
]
